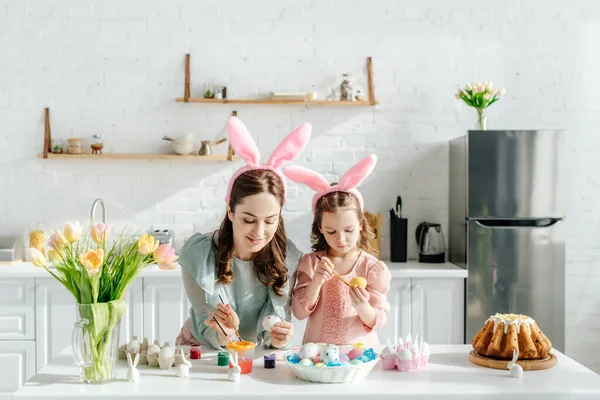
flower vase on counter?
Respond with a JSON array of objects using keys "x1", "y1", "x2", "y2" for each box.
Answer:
[{"x1": 26, "y1": 205, "x2": 181, "y2": 384}]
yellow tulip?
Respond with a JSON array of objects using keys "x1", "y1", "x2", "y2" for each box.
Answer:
[
  {"x1": 27, "y1": 248, "x2": 46, "y2": 267},
  {"x1": 79, "y1": 249, "x2": 104, "y2": 275},
  {"x1": 137, "y1": 233, "x2": 159, "y2": 255},
  {"x1": 64, "y1": 221, "x2": 82, "y2": 243}
]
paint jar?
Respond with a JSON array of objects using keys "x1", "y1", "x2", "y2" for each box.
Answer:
[{"x1": 226, "y1": 341, "x2": 256, "y2": 374}]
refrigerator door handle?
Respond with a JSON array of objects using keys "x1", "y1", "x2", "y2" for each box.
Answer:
[{"x1": 473, "y1": 218, "x2": 562, "y2": 229}]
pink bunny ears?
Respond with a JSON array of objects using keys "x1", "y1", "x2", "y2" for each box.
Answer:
[
  {"x1": 283, "y1": 154, "x2": 377, "y2": 212},
  {"x1": 225, "y1": 116, "x2": 312, "y2": 204}
]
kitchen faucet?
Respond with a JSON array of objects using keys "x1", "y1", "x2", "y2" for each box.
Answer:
[{"x1": 90, "y1": 198, "x2": 107, "y2": 224}]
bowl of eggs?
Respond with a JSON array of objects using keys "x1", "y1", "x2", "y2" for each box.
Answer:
[{"x1": 284, "y1": 343, "x2": 379, "y2": 384}]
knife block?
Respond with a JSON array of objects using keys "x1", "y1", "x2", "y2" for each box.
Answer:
[{"x1": 390, "y1": 217, "x2": 408, "y2": 262}]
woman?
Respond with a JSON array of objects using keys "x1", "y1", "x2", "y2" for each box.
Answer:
[{"x1": 176, "y1": 116, "x2": 311, "y2": 349}]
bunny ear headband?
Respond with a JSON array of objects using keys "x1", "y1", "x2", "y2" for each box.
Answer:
[
  {"x1": 283, "y1": 154, "x2": 377, "y2": 212},
  {"x1": 225, "y1": 116, "x2": 312, "y2": 204}
]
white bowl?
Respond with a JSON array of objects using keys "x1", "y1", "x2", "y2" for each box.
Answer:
[
  {"x1": 284, "y1": 352, "x2": 379, "y2": 383},
  {"x1": 171, "y1": 135, "x2": 195, "y2": 155}
]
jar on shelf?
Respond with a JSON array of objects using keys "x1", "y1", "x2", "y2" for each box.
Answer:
[
  {"x1": 91, "y1": 134, "x2": 103, "y2": 154},
  {"x1": 340, "y1": 73, "x2": 353, "y2": 101},
  {"x1": 67, "y1": 138, "x2": 84, "y2": 154},
  {"x1": 51, "y1": 138, "x2": 64, "y2": 154}
]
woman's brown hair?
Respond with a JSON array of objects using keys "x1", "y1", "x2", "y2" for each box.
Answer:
[
  {"x1": 214, "y1": 169, "x2": 288, "y2": 296},
  {"x1": 310, "y1": 190, "x2": 376, "y2": 254}
]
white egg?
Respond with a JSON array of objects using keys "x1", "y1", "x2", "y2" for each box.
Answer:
[
  {"x1": 262, "y1": 315, "x2": 281, "y2": 331},
  {"x1": 298, "y1": 342, "x2": 319, "y2": 360},
  {"x1": 398, "y1": 349, "x2": 413, "y2": 361},
  {"x1": 381, "y1": 346, "x2": 395, "y2": 358},
  {"x1": 421, "y1": 342, "x2": 430, "y2": 355},
  {"x1": 127, "y1": 338, "x2": 140, "y2": 353}
]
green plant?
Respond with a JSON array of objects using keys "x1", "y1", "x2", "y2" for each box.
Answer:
[{"x1": 455, "y1": 81, "x2": 506, "y2": 130}]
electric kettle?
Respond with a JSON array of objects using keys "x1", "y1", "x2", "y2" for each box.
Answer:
[{"x1": 415, "y1": 222, "x2": 445, "y2": 263}]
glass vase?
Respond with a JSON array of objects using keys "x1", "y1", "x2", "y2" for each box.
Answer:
[
  {"x1": 72, "y1": 303, "x2": 122, "y2": 384},
  {"x1": 475, "y1": 109, "x2": 487, "y2": 130}
]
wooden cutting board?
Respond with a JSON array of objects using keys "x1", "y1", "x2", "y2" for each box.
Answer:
[{"x1": 469, "y1": 350, "x2": 557, "y2": 371}]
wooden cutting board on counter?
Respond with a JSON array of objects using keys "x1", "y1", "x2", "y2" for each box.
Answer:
[{"x1": 469, "y1": 350, "x2": 557, "y2": 370}]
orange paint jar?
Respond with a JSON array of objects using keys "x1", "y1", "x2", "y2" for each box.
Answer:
[{"x1": 226, "y1": 341, "x2": 256, "y2": 374}]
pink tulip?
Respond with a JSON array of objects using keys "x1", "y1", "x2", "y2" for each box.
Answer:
[
  {"x1": 27, "y1": 247, "x2": 47, "y2": 267},
  {"x1": 90, "y1": 223, "x2": 112, "y2": 245},
  {"x1": 49, "y1": 231, "x2": 68, "y2": 250},
  {"x1": 153, "y1": 244, "x2": 179, "y2": 270}
]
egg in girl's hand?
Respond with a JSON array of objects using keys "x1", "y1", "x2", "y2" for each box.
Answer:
[
  {"x1": 298, "y1": 342, "x2": 319, "y2": 360},
  {"x1": 262, "y1": 315, "x2": 281, "y2": 331},
  {"x1": 320, "y1": 344, "x2": 340, "y2": 363},
  {"x1": 349, "y1": 277, "x2": 367, "y2": 288}
]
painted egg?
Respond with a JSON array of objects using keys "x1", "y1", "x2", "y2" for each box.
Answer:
[
  {"x1": 350, "y1": 359, "x2": 363, "y2": 365},
  {"x1": 262, "y1": 315, "x2": 281, "y2": 331},
  {"x1": 348, "y1": 348, "x2": 365, "y2": 360},
  {"x1": 314, "y1": 362, "x2": 325, "y2": 368},
  {"x1": 312, "y1": 354, "x2": 321, "y2": 364},
  {"x1": 339, "y1": 353, "x2": 350, "y2": 362},
  {"x1": 298, "y1": 342, "x2": 319, "y2": 360},
  {"x1": 320, "y1": 344, "x2": 340, "y2": 364},
  {"x1": 299, "y1": 358, "x2": 314, "y2": 366},
  {"x1": 349, "y1": 277, "x2": 367, "y2": 288}
]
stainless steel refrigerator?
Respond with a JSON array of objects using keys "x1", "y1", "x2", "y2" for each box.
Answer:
[{"x1": 449, "y1": 130, "x2": 565, "y2": 352}]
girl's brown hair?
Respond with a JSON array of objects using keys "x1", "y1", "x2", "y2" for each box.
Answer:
[
  {"x1": 214, "y1": 169, "x2": 288, "y2": 296},
  {"x1": 310, "y1": 189, "x2": 376, "y2": 254}
]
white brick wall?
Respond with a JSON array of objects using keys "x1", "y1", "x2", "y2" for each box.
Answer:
[{"x1": 1, "y1": 0, "x2": 599, "y2": 370}]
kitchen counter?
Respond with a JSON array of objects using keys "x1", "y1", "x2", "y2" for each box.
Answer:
[
  {"x1": 0, "y1": 261, "x2": 466, "y2": 279},
  {"x1": 13, "y1": 345, "x2": 600, "y2": 400}
]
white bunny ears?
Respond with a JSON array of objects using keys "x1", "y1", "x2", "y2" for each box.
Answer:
[
  {"x1": 225, "y1": 116, "x2": 312, "y2": 204},
  {"x1": 283, "y1": 154, "x2": 377, "y2": 212}
]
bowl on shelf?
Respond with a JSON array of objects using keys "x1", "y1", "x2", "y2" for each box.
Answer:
[{"x1": 163, "y1": 134, "x2": 195, "y2": 155}]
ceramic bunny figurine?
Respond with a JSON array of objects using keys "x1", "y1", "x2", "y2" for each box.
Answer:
[
  {"x1": 127, "y1": 352, "x2": 140, "y2": 383},
  {"x1": 176, "y1": 349, "x2": 192, "y2": 378},
  {"x1": 227, "y1": 352, "x2": 242, "y2": 382},
  {"x1": 507, "y1": 350, "x2": 523, "y2": 378}
]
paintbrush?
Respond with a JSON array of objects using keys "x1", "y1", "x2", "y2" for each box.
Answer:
[
  {"x1": 218, "y1": 294, "x2": 243, "y2": 341},
  {"x1": 316, "y1": 255, "x2": 350, "y2": 286},
  {"x1": 212, "y1": 316, "x2": 232, "y2": 343}
]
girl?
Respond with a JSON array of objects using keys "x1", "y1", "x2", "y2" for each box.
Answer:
[
  {"x1": 176, "y1": 116, "x2": 311, "y2": 349},
  {"x1": 285, "y1": 155, "x2": 391, "y2": 346}
]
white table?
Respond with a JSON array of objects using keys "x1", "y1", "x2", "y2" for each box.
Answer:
[{"x1": 13, "y1": 345, "x2": 600, "y2": 399}]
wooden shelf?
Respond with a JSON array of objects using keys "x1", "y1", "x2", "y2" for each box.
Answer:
[
  {"x1": 179, "y1": 54, "x2": 379, "y2": 106},
  {"x1": 39, "y1": 107, "x2": 237, "y2": 160},
  {"x1": 37, "y1": 153, "x2": 239, "y2": 161},
  {"x1": 175, "y1": 98, "x2": 378, "y2": 106}
]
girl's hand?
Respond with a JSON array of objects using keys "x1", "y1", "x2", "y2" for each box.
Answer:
[
  {"x1": 349, "y1": 285, "x2": 371, "y2": 309},
  {"x1": 312, "y1": 256, "x2": 334, "y2": 286},
  {"x1": 270, "y1": 321, "x2": 294, "y2": 348}
]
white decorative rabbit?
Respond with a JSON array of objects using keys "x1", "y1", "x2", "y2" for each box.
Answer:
[
  {"x1": 127, "y1": 352, "x2": 140, "y2": 383},
  {"x1": 176, "y1": 349, "x2": 192, "y2": 378},
  {"x1": 507, "y1": 350, "x2": 523, "y2": 378},
  {"x1": 227, "y1": 352, "x2": 241, "y2": 382}
]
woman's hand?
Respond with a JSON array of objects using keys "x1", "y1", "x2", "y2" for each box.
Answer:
[
  {"x1": 204, "y1": 303, "x2": 240, "y2": 344},
  {"x1": 270, "y1": 321, "x2": 294, "y2": 349}
]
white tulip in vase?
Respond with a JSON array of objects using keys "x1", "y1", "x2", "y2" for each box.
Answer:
[{"x1": 455, "y1": 81, "x2": 506, "y2": 130}]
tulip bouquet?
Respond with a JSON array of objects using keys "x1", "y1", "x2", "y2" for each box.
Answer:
[
  {"x1": 455, "y1": 81, "x2": 506, "y2": 130},
  {"x1": 27, "y1": 222, "x2": 179, "y2": 384}
]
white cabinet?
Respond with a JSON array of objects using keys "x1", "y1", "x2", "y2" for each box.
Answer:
[
  {"x1": 35, "y1": 278, "x2": 143, "y2": 371},
  {"x1": 411, "y1": 278, "x2": 464, "y2": 345},
  {"x1": 143, "y1": 278, "x2": 190, "y2": 345},
  {"x1": 380, "y1": 278, "x2": 464, "y2": 345},
  {"x1": 0, "y1": 341, "x2": 35, "y2": 399},
  {"x1": 379, "y1": 278, "x2": 412, "y2": 344}
]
